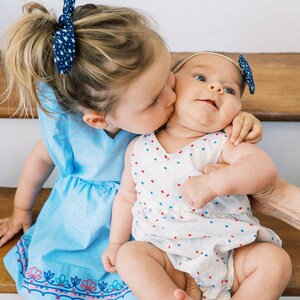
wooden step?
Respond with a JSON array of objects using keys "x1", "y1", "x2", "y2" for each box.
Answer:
[
  {"x1": 0, "y1": 188, "x2": 299, "y2": 295},
  {"x1": 0, "y1": 188, "x2": 51, "y2": 293},
  {"x1": 1, "y1": 53, "x2": 300, "y2": 121}
]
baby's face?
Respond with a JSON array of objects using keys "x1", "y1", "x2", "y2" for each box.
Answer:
[{"x1": 171, "y1": 54, "x2": 244, "y2": 133}]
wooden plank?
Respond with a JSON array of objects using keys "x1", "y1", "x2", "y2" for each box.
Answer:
[
  {"x1": 0, "y1": 188, "x2": 51, "y2": 293},
  {"x1": 172, "y1": 53, "x2": 300, "y2": 121},
  {"x1": 0, "y1": 188, "x2": 299, "y2": 295},
  {"x1": 0, "y1": 53, "x2": 300, "y2": 120},
  {"x1": 0, "y1": 57, "x2": 30, "y2": 118}
]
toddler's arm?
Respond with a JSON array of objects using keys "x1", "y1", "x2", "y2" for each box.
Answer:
[
  {"x1": 102, "y1": 139, "x2": 138, "y2": 273},
  {"x1": 225, "y1": 111, "x2": 262, "y2": 145},
  {"x1": 0, "y1": 139, "x2": 54, "y2": 247},
  {"x1": 182, "y1": 140, "x2": 277, "y2": 209}
]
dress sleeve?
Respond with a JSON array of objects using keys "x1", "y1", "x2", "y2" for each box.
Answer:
[{"x1": 37, "y1": 83, "x2": 74, "y2": 177}]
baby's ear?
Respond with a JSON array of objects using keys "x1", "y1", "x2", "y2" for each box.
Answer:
[{"x1": 82, "y1": 111, "x2": 107, "y2": 129}]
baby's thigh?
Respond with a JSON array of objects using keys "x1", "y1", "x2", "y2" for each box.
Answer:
[
  {"x1": 231, "y1": 242, "x2": 291, "y2": 293},
  {"x1": 117, "y1": 241, "x2": 186, "y2": 289}
]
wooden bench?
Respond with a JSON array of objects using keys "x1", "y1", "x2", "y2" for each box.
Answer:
[
  {"x1": 1, "y1": 53, "x2": 300, "y2": 295},
  {"x1": 1, "y1": 53, "x2": 300, "y2": 121},
  {"x1": 0, "y1": 188, "x2": 299, "y2": 295},
  {"x1": 0, "y1": 188, "x2": 51, "y2": 293}
]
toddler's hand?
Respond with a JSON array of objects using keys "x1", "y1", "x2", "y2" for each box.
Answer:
[
  {"x1": 102, "y1": 243, "x2": 123, "y2": 273},
  {"x1": 181, "y1": 175, "x2": 216, "y2": 209},
  {"x1": 0, "y1": 207, "x2": 32, "y2": 247},
  {"x1": 225, "y1": 111, "x2": 262, "y2": 146}
]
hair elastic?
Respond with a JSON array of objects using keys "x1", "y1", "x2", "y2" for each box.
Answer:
[{"x1": 53, "y1": 0, "x2": 76, "y2": 74}]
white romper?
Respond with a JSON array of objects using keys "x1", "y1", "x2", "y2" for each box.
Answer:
[{"x1": 131, "y1": 132, "x2": 281, "y2": 300}]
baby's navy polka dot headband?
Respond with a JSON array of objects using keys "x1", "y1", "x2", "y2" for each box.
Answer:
[
  {"x1": 173, "y1": 52, "x2": 255, "y2": 95},
  {"x1": 238, "y1": 54, "x2": 255, "y2": 94},
  {"x1": 53, "y1": 0, "x2": 76, "y2": 74}
]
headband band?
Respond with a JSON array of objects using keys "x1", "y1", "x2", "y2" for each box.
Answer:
[
  {"x1": 173, "y1": 52, "x2": 255, "y2": 95},
  {"x1": 53, "y1": 0, "x2": 76, "y2": 74}
]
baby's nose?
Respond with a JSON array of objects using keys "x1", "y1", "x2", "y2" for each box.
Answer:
[{"x1": 208, "y1": 82, "x2": 223, "y2": 94}]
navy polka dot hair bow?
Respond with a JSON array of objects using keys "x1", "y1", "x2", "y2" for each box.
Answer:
[
  {"x1": 238, "y1": 55, "x2": 255, "y2": 94},
  {"x1": 53, "y1": 0, "x2": 76, "y2": 74}
]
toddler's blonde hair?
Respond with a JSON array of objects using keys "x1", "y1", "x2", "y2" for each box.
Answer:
[{"x1": 3, "y1": 2, "x2": 165, "y2": 116}]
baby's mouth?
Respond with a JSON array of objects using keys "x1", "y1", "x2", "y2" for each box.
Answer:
[{"x1": 199, "y1": 99, "x2": 218, "y2": 108}]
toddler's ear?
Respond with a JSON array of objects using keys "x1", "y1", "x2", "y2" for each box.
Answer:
[{"x1": 82, "y1": 111, "x2": 107, "y2": 129}]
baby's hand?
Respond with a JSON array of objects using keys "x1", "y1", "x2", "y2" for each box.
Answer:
[
  {"x1": 102, "y1": 243, "x2": 123, "y2": 273},
  {"x1": 181, "y1": 175, "x2": 216, "y2": 209},
  {"x1": 0, "y1": 207, "x2": 32, "y2": 247},
  {"x1": 224, "y1": 111, "x2": 262, "y2": 146}
]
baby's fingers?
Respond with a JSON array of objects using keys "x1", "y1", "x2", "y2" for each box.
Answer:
[
  {"x1": 106, "y1": 265, "x2": 117, "y2": 273},
  {"x1": 102, "y1": 255, "x2": 117, "y2": 273}
]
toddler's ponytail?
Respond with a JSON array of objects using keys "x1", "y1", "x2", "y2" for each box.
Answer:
[
  {"x1": 3, "y1": 2, "x2": 165, "y2": 116},
  {"x1": 3, "y1": 2, "x2": 58, "y2": 115}
]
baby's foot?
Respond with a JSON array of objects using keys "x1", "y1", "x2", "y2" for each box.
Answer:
[{"x1": 174, "y1": 289, "x2": 194, "y2": 300}]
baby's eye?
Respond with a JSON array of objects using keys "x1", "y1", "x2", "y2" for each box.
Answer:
[
  {"x1": 224, "y1": 87, "x2": 235, "y2": 95},
  {"x1": 194, "y1": 75, "x2": 206, "y2": 82}
]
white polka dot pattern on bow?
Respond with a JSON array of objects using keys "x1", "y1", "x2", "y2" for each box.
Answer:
[
  {"x1": 238, "y1": 54, "x2": 255, "y2": 94},
  {"x1": 53, "y1": 0, "x2": 76, "y2": 74}
]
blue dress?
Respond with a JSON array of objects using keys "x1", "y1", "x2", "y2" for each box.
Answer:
[{"x1": 4, "y1": 84, "x2": 137, "y2": 300}]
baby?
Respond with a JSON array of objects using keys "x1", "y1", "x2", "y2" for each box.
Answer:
[{"x1": 102, "y1": 52, "x2": 292, "y2": 300}]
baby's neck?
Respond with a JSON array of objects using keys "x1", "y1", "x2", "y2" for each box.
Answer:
[{"x1": 156, "y1": 122, "x2": 207, "y2": 154}]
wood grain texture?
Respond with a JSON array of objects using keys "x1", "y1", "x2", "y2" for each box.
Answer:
[
  {"x1": 0, "y1": 53, "x2": 300, "y2": 120},
  {"x1": 171, "y1": 53, "x2": 300, "y2": 121},
  {"x1": 0, "y1": 188, "x2": 51, "y2": 293},
  {"x1": 0, "y1": 188, "x2": 299, "y2": 295}
]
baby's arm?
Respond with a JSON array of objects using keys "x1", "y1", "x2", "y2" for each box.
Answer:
[
  {"x1": 102, "y1": 139, "x2": 138, "y2": 273},
  {"x1": 225, "y1": 111, "x2": 262, "y2": 145},
  {"x1": 202, "y1": 161, "x2": 300, "y2": 230},
  {"x1": 182, "y1": 140, "x2": 277, "y2": 209},
  {"x1": 0, "y1": 139, "x2": 54, "y2": 247}
]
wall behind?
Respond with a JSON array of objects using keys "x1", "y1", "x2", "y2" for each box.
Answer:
[
  {"x1": 1, "y1": 0, "x2": 300, "y2": 52},
  {"x1": 1, "y1": 0, "x2": 300, "y2": 187},
  {"x1": 1, "y1": 120, "x2": 300, "y2": 188}
]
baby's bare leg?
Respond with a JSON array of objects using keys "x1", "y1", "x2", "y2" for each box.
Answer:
[
  {"x1": 116, "y1": 241, "x2": 195, "y2": 300},
  {"x1": 232, "y1": 242, "x2": 292, "y2": 300}
]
